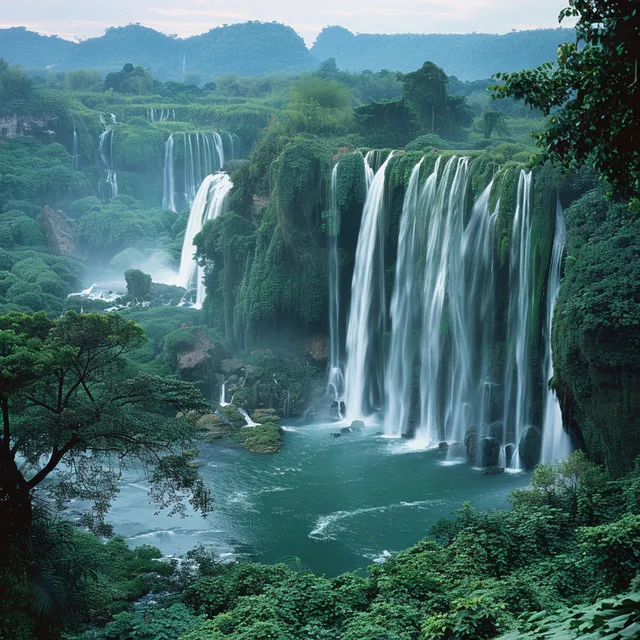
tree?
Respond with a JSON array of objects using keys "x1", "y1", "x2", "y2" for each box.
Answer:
[
  {"x1": 398, "y1": 61, "x2": 448, "y2": 133},
  {"x1": 0, "y1": 311, "x2": 212, "y2": 548},
  {"x1": 491, "y1": 0, "x2": 640, "y2": 199}
]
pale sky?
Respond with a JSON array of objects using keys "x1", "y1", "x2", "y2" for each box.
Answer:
[{"x1": 0, "y1": 0, "x2": 573, "y2": 45}]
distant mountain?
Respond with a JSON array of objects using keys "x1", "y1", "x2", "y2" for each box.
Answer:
[
  {"x1": 311, "y1": 26, "x2": 574, "y2": 80},
  {"x1": 0, "y1": 22, "x2": 574, "y2": 81},
  {"x1": 0, "y1": 22, "x2": 317, "y2": 79},
  {"x1": 0, "y1": 27, "x2": 75, "y2": 68}
]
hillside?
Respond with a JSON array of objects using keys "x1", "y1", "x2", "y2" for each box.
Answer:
[
  {"x1": 311, "y1": 26, "x2": 575, "y2": 79},
  {"x1": 0, "y1": 22, "x2": 574, "y2": 80},
  {"x1": 0, "y1": 22, "x2": 316, "y2": 79}
]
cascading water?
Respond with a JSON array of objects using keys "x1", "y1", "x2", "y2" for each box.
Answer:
[
  {"x1": 540, "y1": 201, "x2": 571, "y2": 463},
  {"x1": 341, "y1": 152, "x2": 564, "y2": 466},
  {"x1": 162, "y1": 132, "x2": 225, "y2": 211},
  {"x1": 178, "y1": 172, "x2": 233, "y2": 308},
  {"x1": 162, "y1": 134, "x2": 176, "y2": 211},
  {"x1": 415, "y1": 157, "x2": 470, "y2": 446},
  {"x1": 147, "y1": 108, "x2": 172, "y2": 122},
  {"x1": 502, "y1": 170, "x2": 534, "y2": 468},
  {"x1": 227, "y1": 132, "x2": 234, "y2": 160},
  {"x1": 72, "y1": 125, "x2": 79, "y2": 170},
  {"x1": 344, "y1": 152, "x2": 394, "y2": 422},
  {"x1": 327, "y1": 162, "x2": 345, "y2": 406},
  {"x1": 98, "y1": 114, "x2": 118, "y2": 201},
  {"x1": 383, "y1": 157, "x2": 427, "y2": 438}
]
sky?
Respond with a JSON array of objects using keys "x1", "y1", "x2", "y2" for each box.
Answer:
[{"x1": 0, "y1": 1, "x2": 573, "y2": 46}]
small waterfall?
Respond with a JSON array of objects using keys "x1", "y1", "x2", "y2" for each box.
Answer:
[
  {"x1": 178, "y1": 172, "x2": 233, "y2": 307},
  {"x1": 227, "y1": 132, "x2": 234, "y2": 160},
  {"x1": 98, "y1": 115, "x2": 118, "y2": 200},
  {"x1": 502, "y1": 170, "x2": 534, "y2": 468},
  {"x1": 383, "y1": 157, "x2": 427, "y2": 437},
  {"x1": 540, "y1": 201, "x2": 571, "y2": 463},
  {"x1": 72, "y1": 125, "x2": 79, "y2": 170},
  {"x1": 147, "y1": 108, "x2": 172, "y2": 122},
  {"x1": 238, "y1": 408, "x2": 260, "y2": 427},
  {"x1": 219, "y1": 380, "x2": 231, "y2": 407},
  {"x1": 344, "y1": 152, "x2": 394, "y2": 422},
  {"x1": 327, "y1": 162, "x2": 344, "y2": 406},
  {"x1": 162, "y1": 134, "x2": 176, "y2": 211},
  {"x1": 162, "y1": 132, "x2": 225, "y2": 212}
]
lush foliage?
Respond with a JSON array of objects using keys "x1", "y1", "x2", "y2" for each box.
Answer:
[{"x1": 491, "y1": 0, "x2": 640, "y2": 199}]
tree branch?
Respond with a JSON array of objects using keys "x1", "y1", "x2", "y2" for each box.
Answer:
[{"x1": 25, "y1": 433, "x2": 79, "y2": 490}]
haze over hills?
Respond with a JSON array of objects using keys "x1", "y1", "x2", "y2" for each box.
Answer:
[
  {"x1": 311, "y1": 26, "x2": 576, "y2": 80},
  {"x1": 0, "y1": 21, "x2": 574, "y2": 80}
]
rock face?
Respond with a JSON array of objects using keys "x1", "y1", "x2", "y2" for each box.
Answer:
[
  {"x1": 518, "y1": 426, "x2": 542, "y2": 471},
  {"x1": 552, "y1": 189, "x2": 640, "y2": 476},
  {"x1": 177, "y1": 329, "x2": 225, "y2": 379},
  {"x1": 38, "y1": 206, "x2": 75, "y2": 256}
]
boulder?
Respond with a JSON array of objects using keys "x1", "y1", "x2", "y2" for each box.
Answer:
[
  {"x1": 38, "y1": 206, "x2": 75, "y2": 256},
  {"x1": 350, "y1": 420, "x2": 365, "y2": 431},
  {"x1": 479, "y1": 437, "x2": 501, "y2": 468},
  {"x1": 482, "y1": 466, "x2": 505, "y2": 475},
  {"x1": 518, "y1": 426, "x2": 542, "y2": 470},
  {"x1": 438, "y1": 442, "x2": 449, "y2": 452},
  {"x1": 221, "y1": 358, "x2": 246, "y2": 376}
]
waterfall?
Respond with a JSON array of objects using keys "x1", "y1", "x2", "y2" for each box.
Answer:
[
  {"x1": 72, "y1": 125, "x2": 79, "y2": 170},
  {"x1": 383, "y1": 157, "x2": 427, "y2": 437},
  {"x1": 540, "y1": 201, "x2": 571, "y2": 463},
  {"x1": 162, "y1": 134, "x2": 176, "y2": 211},
  {"x1": 461, "y1": 179, "x2": 499, "y2": 439},
  {"x1": 327, "y1": 162, "x2": 344, "y2": 405},
  {"x1": 238, "y1": 408, "x2": 260, "y2": 427},
  {"x1": 178, "y1": 172, "x2": 233, "y2": 307},
  {"x1": 162, "y1": 132, "x2": 225, "y2": 212},
  {"x1": 414, "y1": 157, "x2": 470, "y2": 445},
  {"x1": 343, "y1": 152, "x2": 394, "y2": 422},
  {"x1": 147, "y1": 108, "x2": 172, "y2": 122},
  {"x1": 220, "y1": 380, "x2": 231, "y2": 407},
  {"x1": 227, "y1": 132, "x2": 234, "y2": 160},
  {"x1": 502, "y1": 170, "x2": 534, "y2": 468},
  {"x1": 98, "y1": 115, "x2": 118, "y2": 201}
]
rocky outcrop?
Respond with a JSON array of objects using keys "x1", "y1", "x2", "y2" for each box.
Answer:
[
  {"x1": 552, "y1": 189, "x2": 640, "y2": 476},
  {"x1": 177, "y1": 329, "x2": 225, "y2": 378},
  {"x1": 37, "y1": 206, "x2": 75, "y2": 256}
]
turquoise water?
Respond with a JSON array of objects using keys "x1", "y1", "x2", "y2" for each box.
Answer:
[{"x1": 106, "y1": 421, "x2": 530, "y2": 576}]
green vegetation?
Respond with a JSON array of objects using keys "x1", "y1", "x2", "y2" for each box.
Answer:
[
  {"x1": 1, "y1": 453, "x2": 634, "y2": 639},
  {"x1": 491, "y1": 0, "x2": 640, "y2": 200}
]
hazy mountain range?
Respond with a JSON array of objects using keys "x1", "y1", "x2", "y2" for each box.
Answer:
[{"x1": 0, "y1": 22, "x2": 574, "y2": 81}]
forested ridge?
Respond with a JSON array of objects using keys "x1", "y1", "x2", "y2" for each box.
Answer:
[
  {"x1": 0, "y1": 23, "x2": 573, "y2": 81},
  {"x1": 0, "y1": 1, "x2": 639, "y2": 638}
]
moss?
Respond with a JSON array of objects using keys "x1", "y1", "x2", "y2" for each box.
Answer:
[
  {"x1": 237, "y1": 423, "x2": 283, "y2": 453},
  {"x1": 552, "y1": 188, "x2": 640, "y2": 476}
]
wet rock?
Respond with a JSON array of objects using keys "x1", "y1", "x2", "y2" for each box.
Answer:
[
  {"x1": 221, "y1": 358, "x2": 246, "y2": 376},
  {"x1": 480, "y1": 437, "x2": 501, "y2": 468},
  {"x1": 518, "y1": 425, "x2": 542, "y2": 470},
  {"x1": 350, "y1": 420, "x2": 365, "y2": 430},
  {"x1": 332, "y1": 432, "x2": 341, "y2": 438},
  {"x1": 341, "y1": 426, "x2": 352, "y2": 434},
  {"x1": 482, "y1": 466, "x2": 505, "y2": 475},
  {"x1": 438, "y1": 442, "x2": 449, "y2": 452}
]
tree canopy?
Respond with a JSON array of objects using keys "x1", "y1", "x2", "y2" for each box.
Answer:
[
  {"x1": 0, "y1": 311, "x2": 212, "y2": 546},
  {"x1": 491, "y1": 0, "x2": 640, "y2": 199}
]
